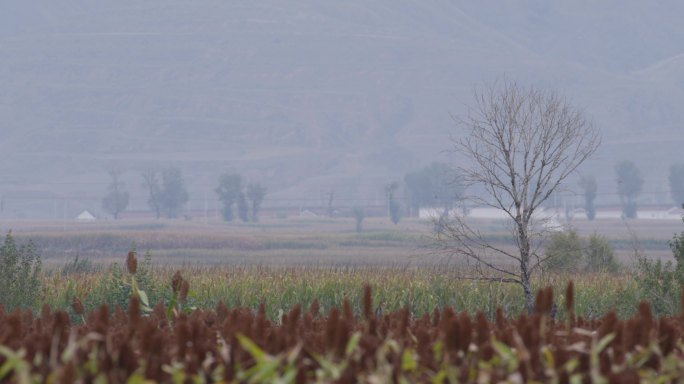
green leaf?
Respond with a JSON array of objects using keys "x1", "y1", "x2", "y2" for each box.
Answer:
[
  {"x1": 247, "y1": 360, "x2": 280, "y2": 383},
  {"x1": 541, "y1": 346, "x2": 555, "y2": 369},
  {"x1": 401, "y1": 349, "x2": 418, "y2": 372},
  {"x1": 166, "y1": 294, "x2": 178, "y2": 320},
  {"x1": 431, "y1": 369, "x2": 447, "y2": 384},
  {"x1": 274, "y1": 368, "x2": 298, "y2": 384},
  {"x1": 595, "y1": 333, "x2": 615, "y2": 354},
  {"x1": 345, "y1": 332, "x2": 361, "y2": 357},
  {"x1": 432, "y1": 340, "x2": 444, "y2": 362},
  {"x1": 0, "y1": 346, "x2": 24, "y2": 379},
  {"x1": 137, "y1": 289, "x2": 150, "y2": 308},
  {"x1": 569, "y1": 373, "x2": 584, "y2": 384},
  {"x1": 126, "y1": 372, "x2": 157, "y2": 384},
  {"x1": 492, "y1": 340, "x2": 515, "y2": 361},
  {"x1": 237, "y1": 333, "x2": 267, "y2": 362}
]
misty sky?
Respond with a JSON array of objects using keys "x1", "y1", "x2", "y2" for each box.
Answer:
[{"x1": 2, "y1": 1, "x2": 684, "y2": 218}]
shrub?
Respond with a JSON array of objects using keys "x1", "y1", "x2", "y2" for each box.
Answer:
[
  {"x1": 633, "y1": 209, "x2": 684, "y2": 316},
  {"x1": 544, "y1": 230, "x2": 583, "y2": 272},
  {"x1": 0, "y1": 232, "x2": 42, "y2": 310},
  {"x1": 669, "y1": 207, "x2": 684, "y2": 277},
  {"x1": 545, "y1": 231, "x2": 619, "y2": 273},
  {"x1": 584, "y1": 234, "x2": 619, "y2": 272},
  {"x1": 634, "y1": 258, "x2": 680, "y2": 316},
  {"x1": 61, "y1": 253, "x2": 98, "y2": 276},
  {"x1": 102, "y1": 247, "x2": 154, "y2": 311}
]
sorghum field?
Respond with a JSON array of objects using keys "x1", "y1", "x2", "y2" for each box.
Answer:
[
  {"x1": 2, "y1": 260, "x2": 684, "y2": 382},
  {"x1": 2, "y1": 217, "x2": 684, "y2": 382}
]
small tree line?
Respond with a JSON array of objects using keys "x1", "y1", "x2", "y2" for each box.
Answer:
[
  {"x1": 580, "y1": 160, "x2": 684, "y2": 220},
  {"x1": 99, "y1": 159, "x2": 684, "y2": 223},
  {"x1": 215, "y1": 173, "x2": 267, "y2": 223},
  {"x1": 101, "y1": 168, "x2": 267, "y2": 223},
  {"x1": 402, "y1": 159, "x2": 684, "y2": 223}
]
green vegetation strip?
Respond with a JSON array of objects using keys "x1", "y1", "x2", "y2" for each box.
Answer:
[{"x1": 38, "y1": 265, "x2": 642, "y2": 321}]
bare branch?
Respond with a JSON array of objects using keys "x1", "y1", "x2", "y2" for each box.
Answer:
[{"x1": 434, "y1": 78, "x2": 600, "y2": 313}]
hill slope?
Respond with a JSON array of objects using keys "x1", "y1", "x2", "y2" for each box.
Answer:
[{"x1": 1, "y1": 1, "x2": 683, "y2": 217}]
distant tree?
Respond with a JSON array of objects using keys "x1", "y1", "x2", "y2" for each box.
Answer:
[
  {"x1": 326, "y1": 189, "x2": 335, "y2": 217},
  {"x1": 353, "y1": 207, "x2": 365, "y2": 232},
  {"x1": 216, "y1": 174, "x2": 243, "y2": 222},
  {"x1": 579, "y1": 175, "x2": 598, "y2": 220},
  {"x1": 669, "y1": 164, "x2": 684, "y2": 206},
  {"x1": 385, "y1": 182, "x2": 401, "y2": 224},
  {"x1": 159, "y1": 168, "x2": 189, "y2": 218},
  {"x1": 246, "y1": 183, "x2": 267, "y2": 222},
  {"x1": 404, "y1": 162, "x2": 463, "y2": 217},
  {"x1": 615, "y1": 160, "x2": 643, "y2": 218},
  {"x1": 141, "y1": 169, "x2": 163, "y2": 219},
  {"x1": 237, "y1": 192, "x2": 249, "y2": 222},
  {"x1": 102, "y1": 170, "x2": 129, "y2": 220}
]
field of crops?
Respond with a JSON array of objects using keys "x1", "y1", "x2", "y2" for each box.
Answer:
[
  {"x1": 5, "y1": 216, "x2": 680, "y2": 267},
  {"x1": 2, "y1": 217, "x2": 684, "y2": 382},
  {"x1": 3, "y1": 274, "x2": 684, "y2": 382},
  {"x1": 41, "y1": 264, "x2": 649, "y2": 322}
]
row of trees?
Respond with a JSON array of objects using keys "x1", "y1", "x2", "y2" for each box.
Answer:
[
  {"x1": 580, "y1": 161, "x2": 684, "y2": 219},
  {"x1": 403, "y1": 159, "x2": 684, "y2": 222},
  {"x1": 215, "y1": 174, "x2": 267, "y2": 222},
  {"x1": 101, "y1": 169, "x2": 267, "y2": 222},
  {"x1": 102, "y1": 168, "x2": 190, "y2": 220}
]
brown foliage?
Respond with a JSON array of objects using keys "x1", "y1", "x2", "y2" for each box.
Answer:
[{"x1": 1, "y1": 284, "x2": 684, "y2": 382}]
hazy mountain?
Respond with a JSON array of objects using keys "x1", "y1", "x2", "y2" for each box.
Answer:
[{"x1": 1, "y1": 1, "x2": 683, "y2": 217}]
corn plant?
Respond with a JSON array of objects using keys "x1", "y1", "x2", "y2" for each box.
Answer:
[{"x1": 0, "y1": 232, "x2": 41, "y2": 310}]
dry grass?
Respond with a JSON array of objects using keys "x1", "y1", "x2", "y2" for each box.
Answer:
[{"x1": 7, "y1": 216, "x2": 681, "y2": 268}]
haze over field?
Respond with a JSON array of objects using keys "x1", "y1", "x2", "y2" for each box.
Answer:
[{"x1": 2, "y1": 0, "x2": 684, "y2": 217}]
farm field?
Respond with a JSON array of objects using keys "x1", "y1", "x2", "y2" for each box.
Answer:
[
  {"x1": 1, "y1": 214, "x2": 682, "y2": 318},
  {"x1": 2, "y1": 216, "x2": 681, "y2": 267},
  {"x1": 2, "y1": 276, "x2": 684, "y2": 382},
  {"x1": 2, "y1": 217, "x2": 684, "y2": 382}
]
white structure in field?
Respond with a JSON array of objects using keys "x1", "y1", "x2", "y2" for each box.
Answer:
[
  {"x1": 419, "y1": 205, "x2": 684, "y2": 222},
  {"x1": 638, "y1": 206, "x2": 684, "y2": 220},
  {"x1": 76, "y1": 210, "x2": 96, "y2": 221},
  {"x1": 419, "y1": 206, "x2": 564, "y2": 231}
]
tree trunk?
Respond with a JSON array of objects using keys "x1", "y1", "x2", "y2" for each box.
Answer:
[
  {"x1": 517, "y1": 220, "x2": 535, "y2": 313},
  {"x1": 521, "y1": 268, "x2": 534, "y2": 314}
]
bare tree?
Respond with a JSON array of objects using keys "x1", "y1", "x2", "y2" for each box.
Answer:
[
  {"x1": 141, "y1": 167, "x2": 188, "y2": 219},
  {"x1": 579, "y1": 175, "x2": 598, "y2": 220},
  {"x1": 246, "y1": 183, "x2": 267, "y2": 222},
  {"x1": 434, "y1": 79, "x2": 600, "y2": 312},
  {"x1": 102, "y1": 169, "x2": 129, "y2": 220},
  {"x1": 141, "y1": 169, "x2": 162, "y2": 219}
]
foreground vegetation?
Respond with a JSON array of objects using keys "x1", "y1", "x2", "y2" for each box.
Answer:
[
  {"x1": 3, "y1": 225, "x2": 684, "y2": 381},
  {"x1": 43, "y1": 262, "x2": 647, "y2": 321},
  {"x1": 3, "y1": 278, "x2": 684, "y2": 382},
  {"x1": 0, "y1": 250, "x2": 669, "y2": 324},
  {"x1": 3, "y1": 220, "x2": 684, "y2": 321}
]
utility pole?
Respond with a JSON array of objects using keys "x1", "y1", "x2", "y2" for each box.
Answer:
[
  {"x1": 62, "y1": 199, "x2": 67, "y2": 232},
  {"x1": 204, "y1": 190, "x2": 208, "y2": 225}
]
